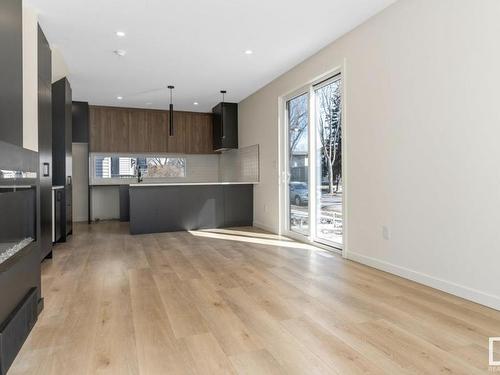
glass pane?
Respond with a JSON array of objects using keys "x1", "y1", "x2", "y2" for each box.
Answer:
[
  {"x1": 315, "y1": 78, "x2": 342, "y2": 246},
  {"x1": 95, "y1": 156, "x2": 136, "y2": 178},
  {"x1": 143, "y1": 157, "x2": 186, "y2": 178},
  {"x1": 287, "y1": 93, "x2": 309, "y2": 236}
]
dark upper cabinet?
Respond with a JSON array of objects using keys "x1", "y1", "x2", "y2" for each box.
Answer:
[
  {"x1": 52, "y1": 77, "x2": 72, "y2": 240},
  {"x1": 212, "y1": 102, "x2": 238, "y2": 151},
  {"x1": 0, "y1": 0, "x2": 23, "y2": 146},
  {"x1": 72, "y1": 101, "x2": 89, "y2": 143},
  {"x1": 38, "y1": 25, "x2": 53, "y2": 260}
]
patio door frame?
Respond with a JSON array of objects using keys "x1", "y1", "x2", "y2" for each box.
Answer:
[{"x1": 279, "y1": 64, "x2": 348, "y2": 256}]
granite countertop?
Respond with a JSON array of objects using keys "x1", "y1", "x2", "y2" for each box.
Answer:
[
  {"x1": 129, "y1": 181, "x2": 258, "y2": 187},
  {"x1": 0, "y1": 238, "x2": 34, "y2": 267}
]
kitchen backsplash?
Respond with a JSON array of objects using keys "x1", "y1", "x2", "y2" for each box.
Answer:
[
  {"x1": 219, "y1": 144, "x2": 259, "y2": 183},
  {"x1": 89, "y1": 145, "x2": 259, "y2": 185}
]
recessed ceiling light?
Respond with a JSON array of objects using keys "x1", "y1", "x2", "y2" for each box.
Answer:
[
  {"x1": 117, "y1": 96, "x2": 123, "y2": 100},
  {"x1": 116, "y1": 31, "x2": 126, "y2": 37},
  {"x1": 244, "y1": 49, "x2": 253, "y2": 55},
  {"x1": 193, "y1": 102, "x2": 199, "y2": 106},
  {"x1": 114, "y1": 49, "x2": 127, "y2": 57},
  {"x1": 146, "y1": 102, "x2": 152, "y2": 105}
]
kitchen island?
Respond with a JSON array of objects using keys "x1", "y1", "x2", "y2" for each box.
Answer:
[{"x1": 128, "y1": 182, "x2": 255, "y2": 234}]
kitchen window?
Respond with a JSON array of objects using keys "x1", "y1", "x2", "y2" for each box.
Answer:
[
  {"x1": 139, "y1": 157, "x2": 186, "y2": 178},
  {"x1": 93, "y1": 155, "x2": 186, "y2": 179}
]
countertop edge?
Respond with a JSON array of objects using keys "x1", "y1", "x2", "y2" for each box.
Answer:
[{"x1": 128, "y1": 182, "x2": 258, "y2": 187}]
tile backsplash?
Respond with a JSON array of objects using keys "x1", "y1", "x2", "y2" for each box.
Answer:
[
  {"x1": 89, "y1": 145, "x2": 259, "y2": 185},
  {"x1": 219, "y1": 144, "x2": 259, "y2": 183}
]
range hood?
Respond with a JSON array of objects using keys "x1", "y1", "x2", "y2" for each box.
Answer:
[{"x1": 212, "y1": 101, "x2": 238, "y2": 152}]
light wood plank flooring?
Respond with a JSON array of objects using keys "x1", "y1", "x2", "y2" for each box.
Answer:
[{"x1": 9, "y1": 221, "x2": 500, "y2": 374}]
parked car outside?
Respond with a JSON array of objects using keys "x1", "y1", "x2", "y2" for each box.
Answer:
[{"x1": 289, "y1": 181, "x2": 309, "y2": 206}]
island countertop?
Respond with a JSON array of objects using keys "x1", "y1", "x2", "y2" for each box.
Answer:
[{"x1": 129, "y1": 181, "x2": 258, "y2": 187}]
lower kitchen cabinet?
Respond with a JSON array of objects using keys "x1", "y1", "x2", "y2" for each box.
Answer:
[{"x1": 128, "y1": 184, "x2": 253, "y2": 235}]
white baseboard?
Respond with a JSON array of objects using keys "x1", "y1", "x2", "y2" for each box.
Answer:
[
  {"x1": 347, "y1": 251, "x2": 500, "y2": 311},
  {"x1": 253, "y1": 221, "x2": 278, "y2": 234}
]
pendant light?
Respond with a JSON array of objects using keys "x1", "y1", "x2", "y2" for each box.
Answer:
[
  {"x1": 168, "y1": 85, "x2": 175, "y2": 136},
  {"x1": 220, "y1": 90, "x2": 226, "y2": 139}
]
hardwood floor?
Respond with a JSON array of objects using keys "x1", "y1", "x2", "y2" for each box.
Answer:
[{"x1": 10, "y1": 221, "x2": 500, "y2": 374}]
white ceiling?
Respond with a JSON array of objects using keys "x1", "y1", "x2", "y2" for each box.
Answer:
[{"x1": 26, "y1": 0, "x2": 395, "y2": 112}]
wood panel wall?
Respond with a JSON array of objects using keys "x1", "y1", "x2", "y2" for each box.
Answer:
[{"x1": 89, "y1": 106, "x2": 214, "y2": 154}]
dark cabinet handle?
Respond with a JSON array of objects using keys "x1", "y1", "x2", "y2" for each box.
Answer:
[{"x1": 43, "y1": 163, "x2": 50, "y2": 177}]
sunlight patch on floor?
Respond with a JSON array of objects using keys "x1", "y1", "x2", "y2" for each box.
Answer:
[
  {"x1": 197, "y1": 228, "x2": 294, "y2": 241},
  {"x1": 188, "y1": 229, "x2": 331, "y2": 256}
]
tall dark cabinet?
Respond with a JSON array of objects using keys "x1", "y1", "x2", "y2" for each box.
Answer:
[
  {"x1": 0, "y1": 1, "x2": 43, "y2": 373},
  {"x1": 38, "y1": 26, "x2": 53, "y2": 260},
  {"x1": 52, "y1": 78, "x2": 72, "y2": 241},
  {"x1": 72, "y1": 101, "x2": 89, "y2": 143},
  {"x1": 0, "y1": 0, "x2": 23, "y2": 146},
  {"x1": 212, "y1": 102, "x2": 238, "y2": 151}
]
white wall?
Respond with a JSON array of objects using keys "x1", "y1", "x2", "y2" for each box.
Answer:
[
  {"x1": 51, "y1": 46, "x2": 69, "y2": 83},
  {"x1": 22, "y1": 6, "x2": 38, "y2": 151},
  {"x1": 239, "y1": 0, "x2": 500, "y2": 309}
]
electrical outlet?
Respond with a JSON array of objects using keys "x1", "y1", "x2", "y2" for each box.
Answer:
[
  {"x1": 264, "y1": 205, "x2": 269, "y2": 213},
  {"x1": 382, "y1": 225, "x2": 391, "y2": 240}
]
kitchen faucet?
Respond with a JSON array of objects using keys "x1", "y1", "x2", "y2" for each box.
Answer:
[{"x1": 137, "y1": 168, "x2": 143, "y2": 183}]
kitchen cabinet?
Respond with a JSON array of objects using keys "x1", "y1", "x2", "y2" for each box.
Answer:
[
  {"x1": 90, "y1": 106, "x2": 129, "y2": 152},
  {"x1": 212, "y1": 102, "x2": 238, "y2": 151},
  {"x1": 167, "y1": 111, "x2": 187, "y2": 153},
  {"x1": 186, "y1": 113, "x2": 213, "y2": 153},
  {"x1": 72, "y1": 101, "x2": 89, "y2": 143},
  {"x1": 52, "y1": 188, "x2": 63, "y2": 243},
  {"x1": 52, "y1": 77, "x2": 72, "y2": 241},
  {"x1": 38, "y1": 25, "x2": 53, "y2": 260},
  {"x1": 0, "y1": 0, "x2": 23, "y2": 146},
  {"x1": 89, "y1": 106, "x2": 214, "y2": 154},
  {"x1": 129, "y1": 109, "x2": 149, "y2": 153},
  {"x1": 148, "y1": 111, "x2": 168, "y2": 152}
]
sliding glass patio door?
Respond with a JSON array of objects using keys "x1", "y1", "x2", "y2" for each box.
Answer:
[
  {"x1": 286, "y1": 92, "x2": 310, "y2": 237},
  {"x1": 284, "y1": 74, "x2": 343, "y2": 249},
  {"x1": 313, "y1": 75, "x2": 343, "y2": 248}
]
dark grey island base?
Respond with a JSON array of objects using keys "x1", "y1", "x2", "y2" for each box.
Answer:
[{"x1": 129, "y1": 183, "x2": 254, "y2": 235}]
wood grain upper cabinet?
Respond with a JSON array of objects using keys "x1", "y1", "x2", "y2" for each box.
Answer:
[
  {"x1": 186, "y1": 113, "x2": 213, "y2": 153},
  {"x1": 90, "y1": 106, "x2": 129, "y2": 152},
  {"x1": 167, "y1": 111, "x2": 186, "y2": 153},
  {"x1": 148, "y1": 111, "x2": 168, "y2": 152},
  {"x1": 90, "y1": 106, "x2": 213, "y2": 154},
  {"x1": 128, "y1": 110, "x2": 149, "y2": 153}
]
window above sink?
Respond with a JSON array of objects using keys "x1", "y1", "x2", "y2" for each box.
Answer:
[{"x1": 94, "y1": 155, "x2": 187, "y2": 180}]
